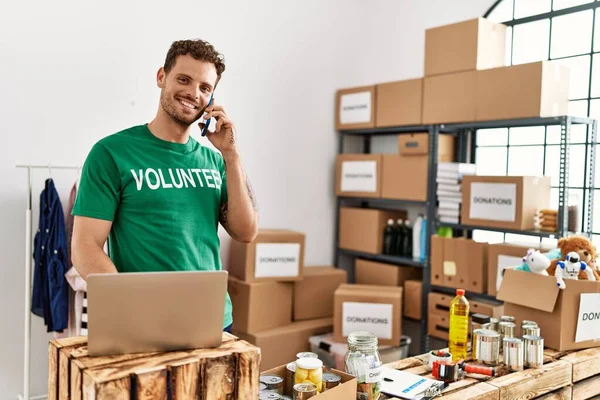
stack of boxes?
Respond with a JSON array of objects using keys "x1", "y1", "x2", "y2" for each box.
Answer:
[{"x1": 228, "y1": 229, "x2": 347, "y2": 370}]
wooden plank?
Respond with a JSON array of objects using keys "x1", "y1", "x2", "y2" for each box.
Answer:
[
  {"x1": 489, "y1": 360, "x2": 572, "y2": 400},
  {"x1": 573, "y1": 375, "x2": 600, "y2": 400},
  {"x1": 383, "y1": 357, "x2": 424, "y2": 370},
  {"x1": 48, "y1": 342, "x2": 59, "y2": 400},
  {"x1": 441, "y1": 382, "x2": 499, "y2": 400},
  {"x1": 235, "y1": 345, "x2": 260, "y2": 400},
  {"x1": 560, "y1": 348, "x2": 600, "y2": 383},
  {"x1": 53, "y1": 336, "x2": 89, "y2": 349},
  {"x1": 134, "y1": 367, "x2": 167, "y2": 400},
  {"x1": 83, "y1": 372, "x2": 130, "y2": 400},
  {"x1": 439, "y1": 378, "x2": 482, "y2": 395},
  {"x1": 201, "y1": 354, "x2": 236, "y2": 400},
  {"x1": 71, "y1": 363, "x2": 83, "y2": 400},
  {"x1": 536, "y1": 386, "x2": 573, "y2": 400},
  {"x1": 59, "y1": 349, "x2": 71, "y2": 400},
  {"x1": 169, "y1": 358, "x2": 199, "y2": 400}
]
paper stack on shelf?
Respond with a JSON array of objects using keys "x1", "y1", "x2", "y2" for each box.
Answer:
[{"x1": 437, "y1": 162, "x2": 476, "y2": 224}]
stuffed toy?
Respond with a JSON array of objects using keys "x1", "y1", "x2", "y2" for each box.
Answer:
[
  {"x1": 520, "y1": 249, "x2": 550, "y2": 275},
  {"x1": 555, "y1": 251, "x2": 597, "y2": 289},
  {"x1": 546, "y1": 236, "x2": 600, "y2": 281}
]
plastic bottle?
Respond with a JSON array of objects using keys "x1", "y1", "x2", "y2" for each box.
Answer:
[
  {"x1": 382, "y1": 219, "x2": 395, "y2": 255},
  {"x1": 412, "y1": 215, "x2": 423, "y2": 260},
  {"x1": 449, "y1": 288, "x2": 470, "y2": 362},
  {"x1": 394, "y1": 219, "x2": 404, "y2": 256},
  {"x1": 402, "y1": 219, "x2": 413, "y2": 258},
  {"x1": 419, "y1": 216, "x2": 428, "y2": 261}
]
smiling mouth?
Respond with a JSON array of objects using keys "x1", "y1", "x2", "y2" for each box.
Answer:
[{"x1": 177, "y1": 98, "x2": 198, "y2": 110}]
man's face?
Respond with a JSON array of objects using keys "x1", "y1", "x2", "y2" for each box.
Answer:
[{"x1": 157, "y1": 55, "x2": 218, "y2": 127}]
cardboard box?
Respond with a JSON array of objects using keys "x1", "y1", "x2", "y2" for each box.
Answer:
[
  {"x1": 403, "y1": 280, "x2": 422, "y2": 320},
  {"x1": 228, "y1": 276, "x2": 292, "y2": 334},
  {"x1": 294, "y1": 266, "x2": 347, "y2": 321},
  {"x1": 355, "y1": 259, "x2": 422, "y2": 287},
  {"x1": 497, "y1": 269, "x2": 600, "y2": 351},
  {"x1": 422, "y1": 71, "x2": 477, "y2": 124},
  {"x1": 335, "y1": 85, "x2": 376, "y2": 130},
  {"x1": 476, "y1": 61, "x2": 570, "y2": 121},
  {"x1": 234, "y1": 318, "x2": 333, "y2": 370},
  {"x1": 398, "y1": 133, "x2": 455, "y2": 160},
  {"x1": 228, "y1": 229, "x2": 305, "y2": 282},
  {"x1": 428, "y1": 292, "x2": 504, "y2": 321},
  {"x1": 339, "y1": 207, "x2": 406, "y2": 254},
  {"x1": 334, "y1": 284, "x2": 403, "y2": 346},
  {"x1": 455, "y1": 238, "x2": 488, "y2": 294},
  {"x1": 425, "y1": 17, "x2": 507, "y2": 76},
  {"x1": 381, "y1": 155, "x2": 428, "y2": 201},
  {"x1": 428, "y1": 313, "x2": 449, "y2": 340},
  {"x1": 430, "y1": 235, "x2": 445, "y2": 286},
  {"x1": 261, "y1": 365, "x2": 357, "y2": 399},
  {"x1": 335, "y1": 154, "x2": 382, "y2": 198},
  {"x1": 461, "y1": 176, "x2": 551, "y2": 230},
  {"x1": 375, "y1": 78, "x2": 423, "y2": 127},
  {"x1": 487, "y1": 242, "x2": 537, "y2": 297}
]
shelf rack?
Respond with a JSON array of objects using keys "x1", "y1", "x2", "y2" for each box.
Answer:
[{"x1": 334, "y1": 115, "x2": 598, "y2": 354}]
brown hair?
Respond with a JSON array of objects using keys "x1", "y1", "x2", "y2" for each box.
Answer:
[{"x1": 163, "y1": 39, "x2": 226, "y2": 84}]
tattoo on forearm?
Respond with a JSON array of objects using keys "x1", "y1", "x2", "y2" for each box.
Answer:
[
  {"x1": 220, "y1": 202, "x2": 228, "y2": 225},
  {"x1": 246, "y1": 177, "x2": 259, "y2": 212}
]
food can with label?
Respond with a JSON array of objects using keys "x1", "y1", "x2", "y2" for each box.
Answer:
[
  {"x1": 293, "y1": 383, "x2": 317, "y2": 400},
  {"x1": 475, "y1": 329, "x2": 501, "y2": 366},
  {"x1": 259, "y1": 391, "x2": 281, "y2": 400},
  {"x1": 285, "y1": 362, "x2": 296, "y2": 396},
  {"x1": 523, "y1": 335, "x2": 544, "y2": 368},
  {"x1": 322, "y1": 372, "x2": 341, "y2": 391},
  {"x1": 260, "y1": 374, "x2": 284, "y2": 395},
  {"x1": 503, "y1": 338, "x2": 524, "y2": 371}
]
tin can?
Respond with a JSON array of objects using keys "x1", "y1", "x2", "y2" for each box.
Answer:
[
  {"x1": 500, "y1": 315, "x2": 516, "y2": 323},
  {"x1": 471, "y1": 314, "x2": 491, "y2": 345},
  {"x1": 259, "y1": 382, "x2": 267, "y2": 391},
  {"x1": 285, "y1": 362, "x2": 296, "y2": 396},
  {"x1": 498, "y1": 321, "x2": 516, "y2": 354},
  {"x1": 475, "y1": 329, "x2": 501, "y2": 366},
  {"x1": 503, "y1": 338, "x2": 524, "y2": 371},
  {"x1": 259, "y1": 392, "x2": 281, "y2": 400},
  {"x1": 521, "y1": 320, "x2": 537, "y2": 330},
  {"x1": 522, "y1": 325, "x2": 541, "y2": 338},
  {"x1": 485, "y1": 317, "x2": 499, "y2": 333},
  {"x1": 279, "y1": 396, "x2": 292, "y2": 400},
  {"x1": 322, "y1": 372, "x2": 341, "y2": 391},
  {"x1": 293, "y1": 383, "x2": 318, "y2": 399},
  {"x1": 523, "y1": 335, "x2": 544, "y2": 368},
  {"x1": 260, "y1": 374, "x2": 284, "y2": 395},
  {"x1": 297, "y1": 352, "x2": 319, "y2": 359}
]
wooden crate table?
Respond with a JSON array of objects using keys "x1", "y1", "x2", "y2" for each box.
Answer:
[
  {"x1": 381, "y1": 347, "x2": 600, "y2": 400},
  {"x1": 48, "y1": 332, "x2": 260, "y2": 400}
]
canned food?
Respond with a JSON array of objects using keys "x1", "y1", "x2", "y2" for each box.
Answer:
[
  {"x1": 498, "y1": 322, "x2": 516, "y2": 354},
  {"x1": 297, "y1": 352, "x2": 319, "y2": 359},
  {"x1": 285, "y1": 362, "x2": 296, "y2": 396},
  {"x1": 486, "y1": 317, "x2": 499, "y2": 333},
  {"x1": 322, "y1": 372, "x2": 341, "y2": 391},
  {"x1": 522, "y1": 325, "x2": 540, "y2": 338},
  {"x1": 523, "y1": 335, "x2": 544, "y2": 368},
  {"x1": 500, "y1": 315, "x2": 516, "y2": 323},
  {"x1": 521, "y1": 320, "x2": 537, "y2": 329},
  {"x1": 259, "y1": 391, "x2": 281, "y2": 400},
  {"x1": 293, "y1": 383, "x2": 318, "y2": 399},
  {"x1": 260, "y1": 374, "x2": 284, "y2": 395},
  {"x1": 295, "y1": 358, "x2": 323, "y2": 393},
  {"x1": 259, "y1": 382, "x2": 267, "y2": 391},
  {"x1": 475, "y1": 329, "x2": 501, "y2": 366},
  {"x1": 503, "y1": 338, "x2": 524, "y2": 371}
]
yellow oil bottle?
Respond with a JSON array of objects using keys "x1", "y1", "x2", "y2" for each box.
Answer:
[{"x1": 448, "y1": 288, "x2": 469, "y2": 362}]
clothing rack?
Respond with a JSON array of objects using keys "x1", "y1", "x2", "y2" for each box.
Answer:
[{"x1": 15, "y1": 164, "x2": 81, "y2": 400}]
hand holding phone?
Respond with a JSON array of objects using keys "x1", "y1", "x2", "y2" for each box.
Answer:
[{"x1": 200, "y1": 94, "x2": 214, "y2": 137}]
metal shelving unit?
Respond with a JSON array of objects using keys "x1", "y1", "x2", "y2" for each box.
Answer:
[{"x1": 334, "y1": 115, "x2": 597, "y2": 354}]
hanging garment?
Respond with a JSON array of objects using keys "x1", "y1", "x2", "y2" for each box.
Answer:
[{"x1": 32, "y1": 178, "x2": 69, "y2": 332}]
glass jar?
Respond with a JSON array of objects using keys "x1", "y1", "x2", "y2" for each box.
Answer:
[
  {"x1": 344, "y1": 331, "x2": 382, "y2": 400},
  {"x1": 294, "y1": 357, "x2": 324, "y2": 393}
]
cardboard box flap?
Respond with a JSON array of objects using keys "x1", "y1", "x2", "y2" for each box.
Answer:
[{"x1": 497, "y1": 269, "x2": 559, "y2": 312}]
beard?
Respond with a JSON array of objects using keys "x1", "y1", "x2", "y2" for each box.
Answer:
[{"x1": 159, "y1": 90, "x2": 203, "y2": 127}]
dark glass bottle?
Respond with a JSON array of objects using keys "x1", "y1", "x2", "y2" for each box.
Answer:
[{"x1": 382, "y1": 219, "x2": 396, "y2": 255}]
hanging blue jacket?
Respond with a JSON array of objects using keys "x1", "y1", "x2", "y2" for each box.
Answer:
[{"x1": 32, "y1": 179, "x2": 69, "y2": 332}]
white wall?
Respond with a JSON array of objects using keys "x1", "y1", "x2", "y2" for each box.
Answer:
[{"x1": 0, "y1": 0, "x2": 494, "y2": 397}]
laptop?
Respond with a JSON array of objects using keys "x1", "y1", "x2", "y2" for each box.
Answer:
[{"x1": 86, "y1": 270, "x2": 228, "y2": 356}]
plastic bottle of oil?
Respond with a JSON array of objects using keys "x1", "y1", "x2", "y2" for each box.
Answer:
[{"x1": 448, "y1": 288, "x2": 469, "y2": 362}]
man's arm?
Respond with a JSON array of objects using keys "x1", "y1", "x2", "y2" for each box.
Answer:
[
  {"x1": 71, "y1": 216, "x2": 118, "y2": 280},
  {"x1": 219, "y1": 151, "x2": 259, "y2": 243}
]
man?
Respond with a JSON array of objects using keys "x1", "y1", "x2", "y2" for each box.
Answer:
[{"x1": 71, "y1": 39, "x2": 258, "y2": 332}]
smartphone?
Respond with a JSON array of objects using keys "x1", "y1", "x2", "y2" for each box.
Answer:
[{"x1": 201, "y1": 94, "x2": 214, "y2": 137}]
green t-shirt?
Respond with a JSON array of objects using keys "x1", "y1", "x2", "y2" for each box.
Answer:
[{"x1": 72, "y1": 124, "x2": 232, "y2": 328}]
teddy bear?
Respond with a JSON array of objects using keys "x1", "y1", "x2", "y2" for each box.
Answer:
[{"x1": 546, "y1": 236, "x2": 600, "y2": 281}]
